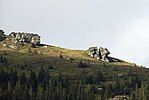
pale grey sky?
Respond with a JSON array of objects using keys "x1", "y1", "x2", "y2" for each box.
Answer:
[{"x1": 1, "y1": 0, "x2": 149, "y2": 67}]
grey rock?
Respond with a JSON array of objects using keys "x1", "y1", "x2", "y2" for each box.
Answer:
[
  {"x1": 118, "y1": 74, "x2": 124, "y2": 77},
  {"x1": 99, "y1": 47, "x2": 110, "y2": 62},
  {"x1": 87, "y1": 46, "x2": 100, "y2": 59},
  {"x1": 9, "y1": 45, "x2": 17, "y2": 49},
  {"x1": 97, "y1": 88, "x2": 103, "y2": 91},
  {"x1": 43, "y1": 45, "x2": 48, "y2": 48},
  {"x1": 9, "y1": 32, "x2": 41, "y2": 45},
  {"x1": 110, "y1": 95, "x2": 129, "y2": 100},
  {"x1": 0, "y1": 30, "x2": 6, "y2": 41},
  {"x1": 87, "y1": 46, "x2": 110, "y2": 62}
]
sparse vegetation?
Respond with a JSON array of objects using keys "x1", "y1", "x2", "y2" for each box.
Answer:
[{"x1": 0, "y1": 39, "x2": 149, "y2": 100}]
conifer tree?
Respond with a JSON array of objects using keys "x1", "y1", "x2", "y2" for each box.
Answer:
[{"x1": 29, "y1": 70, "x2": 37, "y2": 100}]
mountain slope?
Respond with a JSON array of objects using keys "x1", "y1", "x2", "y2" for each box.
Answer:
[
  {"x1": 0, "y1": 36, "x2": 149, "y2": 100},
  {"x1": 0, "y1": 40, "x2": 149, "y2": 81}
]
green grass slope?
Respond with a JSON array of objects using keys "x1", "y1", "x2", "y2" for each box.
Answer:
[{"x1": 0, "y1": 39, "x2": 149, "y2": 82}]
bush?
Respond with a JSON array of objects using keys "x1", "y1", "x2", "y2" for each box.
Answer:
[{"x1": 77, "y1": 62, "x2": 88, "y2": 68}]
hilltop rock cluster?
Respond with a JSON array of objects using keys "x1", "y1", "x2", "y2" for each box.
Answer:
[
  {"x1": 87, "y1": 46, "x2": 110, "y2": 62},
  {"x1": 0, "y1": 29, "x2": 41, "y2": 45},
  {"x1": 0, "y1": 29, "x2": 111, "y2": 62},
  {"x1": 9, "y1": 32, "x2": 40, "y2": 45}
]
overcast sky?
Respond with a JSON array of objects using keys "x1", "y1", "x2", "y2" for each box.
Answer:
[{"x1": 1, "y1": 0, "x2": 149, "y2": 67}]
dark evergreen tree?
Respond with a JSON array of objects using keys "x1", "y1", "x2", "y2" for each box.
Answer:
[
  {"x1": 37, "y1": 68, "x2": 46, "y2": 84},
  {"x1": 19, "y1": 72, "x2": 26, "y2": 90},
  {"x1": 29, "y1": 70, "x2": 38, "y2": 92},
  {"x1": 96, "y1": 69, "x2": 104, "y2": 84}
]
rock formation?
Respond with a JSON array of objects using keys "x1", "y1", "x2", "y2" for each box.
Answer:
[
  {"x1": 87, "y1": 46, "x2": 100, "y2": 60},
  {"x1": 0, "y1": 30, "x2": 6, "y2": 41},
  {"x1": 87, "y1": 46, "x2": 110, "y2": 62},
  {"x1": 9, "y1": 32, "x2": 41, "y2": 45},
  {"x1": 99, "y1": 47, "x2": 110, "y2": 62}
]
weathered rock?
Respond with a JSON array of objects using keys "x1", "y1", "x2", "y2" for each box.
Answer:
[
  {"x1": 0, "y1": 30, "x2": 6, "y2": 41},
  {"x1": 99, "y1": 47, "x2": 110, "y2": 62},
  {"x1": 9, "y1": 32, "x2": 41, "y2": 45},
  {"x1": 9, "y1": 45, "x2": 17, "y2": 49},
  {"x1": 87, "y1": 46, "x2": 110, "y2": 62},
  {"x1": 118, "y1": 74, "x2": 124, "y2": 77},
  {"x1": 87, "y1": 46, "x2": 100, "y2": 59},
  {"x1": 110, "y1": 95, "x2": 129, "y2": 100},
  {"x1": 43, "y1": 45, "x2": 48, "y2": 48}
]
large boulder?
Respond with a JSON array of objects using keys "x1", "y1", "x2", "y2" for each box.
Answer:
[
  {"x1": 87, "y1": 46, "x2": 100, "y2": 60},
  {"x1": 99, "y1": 47, "x2": 110, "y2": 62},
  {"x1": 0, "y1": 30, "x2": 6, "y2": 41},
  {"x1": 87, "y1": 46, "x2": 110, "y2": 62},
  {"x1": 9, "y1": 32, "x2": 41, "y2": 45}
]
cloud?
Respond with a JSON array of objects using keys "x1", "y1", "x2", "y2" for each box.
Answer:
[
  {"x1": 1, "y1": 0, "x2": 149, "y2": 67},
  {"x1": 112, "y1": 17, "x2": 149, "y2": 67}
]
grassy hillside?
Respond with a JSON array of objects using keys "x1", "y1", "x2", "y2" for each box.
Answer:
[
  {"x1": 0, "y1": 40, "x2": 149, "y2": 81},
  {"x1": 0, "y1": 39, "x2": 149, "y2": 100}
]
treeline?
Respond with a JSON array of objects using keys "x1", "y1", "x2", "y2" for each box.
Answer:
[
  {"x1": 0, "y1": 56, "x2": 8, "y2": 66},
  {"x1": 0, "y1": 68, "x2": 149, "y2": 100}
]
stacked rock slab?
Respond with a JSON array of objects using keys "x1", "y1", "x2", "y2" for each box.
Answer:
[
  {"x1": 87, "y1": 46, "x2": 100, "y2": 60},
  {"x1": 0, "y1": 30, "x2": 6, "y2": 41},
  {"x1": 87, "y1": 46, "x2": 110, "y2": 62},
  {"x1": 9, "y1": 32, "x2": 41, "y2": 45},
  {"x1": 99, "y1": 47, "x2": 110, "y2": 62}
]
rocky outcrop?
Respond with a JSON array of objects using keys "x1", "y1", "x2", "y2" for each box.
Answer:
[
  {"x1": 110, "y1": 95, "x2": 129, "y2": 100},
  {"x1": 87, "y1": 46, "x2": 110, "y2": 62},
  {"x1": 99, "y1": 47, "x2": 110, "y2": 62},
  {"x1": 0, "y1": 30, "x2": 6, "y2": 41},
  {"x1": 87, "y1": 46, "x2": 100, "y2": 60},
  {"x1": 9, "y1": 32, "x2": 41, "y2": 45}
]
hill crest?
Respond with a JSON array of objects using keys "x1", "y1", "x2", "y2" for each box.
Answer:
[{"x1": 0, "y1": 29, "x2": 136, "y2": 68}]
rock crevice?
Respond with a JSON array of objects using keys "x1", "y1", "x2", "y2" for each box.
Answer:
[{"x1": 87, "y1": 46, "x2": 110, "y2": 62}]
